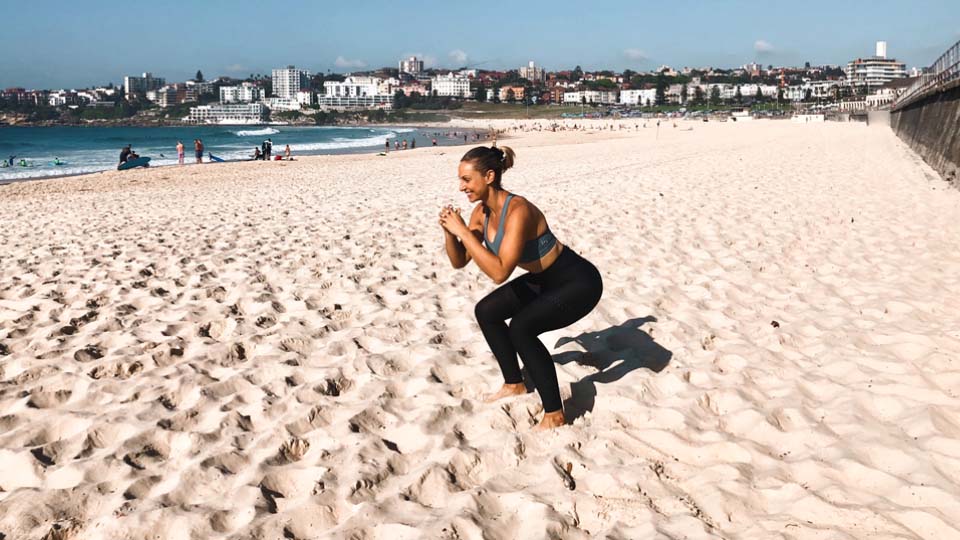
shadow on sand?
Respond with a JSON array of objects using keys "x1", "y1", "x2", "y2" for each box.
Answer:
[{"x1": 554, "y1": 316, "x2": 672, "y2": 421}]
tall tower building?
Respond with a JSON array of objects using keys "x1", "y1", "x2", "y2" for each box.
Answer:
[
  {"x1": 271, "y1": 66, "x2": 310, "y2": 98},
  {"x1": 399, "y1": 56, "x2": 424, "y2": 76}
]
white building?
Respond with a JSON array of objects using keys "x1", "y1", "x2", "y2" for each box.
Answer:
[
  {"x1": 845, "y1": 41, "x2": 907, "y2": 90},
  {"x1": 188, "y1": 103, "x2": 267, "y2": 124},
  {"x1": 296, "y1": 90, "x2": 314, "y2": 106},
  {"x1": 155, "y1": 86, "x2": 178, "y2": 108},
  {"x1": 519, "y1": 61, "x2": 545, "y2": 84},
  {"x1": 185, "y1": 80, "x2": 214, "y2": 95},
  {"x1": 320, "y1": 76, "x2": 392, "y2": 109},
  {"x1": 47, "y1": 91, "x2": 79, "y2": 107},
  {"x1": 272, "y1": 66, "x2": 310, "y2": 98},
  {"x1": 619, "y1": 88, "x2": 657, "y2": 106},
  {"x1": 263, "y1": 97, "x2": 301, "y2": 112},
  {"x1": 786, "y1": 81, "x2": 841, "y2": 102},
  {"x1": 431, "y1": 73, "x2": 471, "y2": 98},
  {"x1": 220, "y1": 83, "x2": 262, "y2": 104},
  {"x1": 563, "y1": 90, "x2": 618, "y2": 105},
  {"x1": 124, "y1": 72, "x2": 165, "y2": 99},
  {"x1": 399, "y1": 56, "x2": 424, "y2": 75},
  {"x1": 866, "y1": 88, "x2": 897, "y2": 109},
  {"x1": 324, "y1": 76, "x2": 381, "y2": 98},
  {"x1": 656, "y1": 65, "x2": 678, "y2": 76},
  {"x1": 737, "y1": 83, "x2": 779, "y2": 98},
  {"x1": 377, "y1": 77, "x2": 400, "y2": 96}
]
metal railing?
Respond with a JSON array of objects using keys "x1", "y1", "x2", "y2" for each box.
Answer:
[{"x1": 892, "y1": 38, "x2": 960, "y2": 110}]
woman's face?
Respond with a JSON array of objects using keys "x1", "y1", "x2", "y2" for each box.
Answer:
[{"x1": 458, "y1": 160, "x2": 494, "y2": 204}]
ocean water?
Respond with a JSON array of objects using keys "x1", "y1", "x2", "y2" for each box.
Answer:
[{"x1": 0, "y1": 125, "x2": 474, "y2": 183}]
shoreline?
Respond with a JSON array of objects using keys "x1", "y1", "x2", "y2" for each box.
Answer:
[{"x1": 0, "y1": 124, "x2": 491, "y2": 186}]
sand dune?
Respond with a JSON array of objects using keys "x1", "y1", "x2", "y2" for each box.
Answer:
[{"x1": 1, "y1": 119, "x2": 959, "y2": 539}]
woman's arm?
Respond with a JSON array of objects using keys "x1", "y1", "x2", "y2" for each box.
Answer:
[
  {"x1": 441, "y1": 205, "x2": 482, "y2": 269},
  {"x1": 441, "y1": 201, "x2": 532, "y2": 284}
]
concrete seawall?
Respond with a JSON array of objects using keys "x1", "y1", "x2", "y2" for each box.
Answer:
[{"x1": 890, "y1": 84, "x2": 960, "y2": 186}]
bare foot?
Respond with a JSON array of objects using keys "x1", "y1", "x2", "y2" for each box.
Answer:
[
  {"x1": 483, "y1": 382, "x2": 527, "y2": 403},
  {"x1": 533, "y1": 410, "x2": 566, "y2": 431}
]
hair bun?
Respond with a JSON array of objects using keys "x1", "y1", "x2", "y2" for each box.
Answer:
[{"x1": 499, "y1": 146, "x2": 515, "y2": 172}]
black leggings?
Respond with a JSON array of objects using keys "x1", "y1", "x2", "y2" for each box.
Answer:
[{"x1": 474, "y1": 247, "x2": 603, "y2": 412}]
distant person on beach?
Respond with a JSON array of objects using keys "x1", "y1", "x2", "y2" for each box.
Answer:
[
  {"x1": 119, "y1": 145, "x2": 132, "y2": 165},
  {"x1": 395, "y1": 141, "x2": 400, "y2": 151},
  {"x1": 432, "y1": 138, "x2": 437, "y2": 146},
  {"x1": 176, "y1": 141, "x2": 184, "y2": 165},
  {"x1": 411, "y1": 138, "x2": 416, "y2": 149},
  {"x1": 439, "y1": 146, "x2": 603, "y2": 430},
  {"x1": 264, "y1": 138, "x2": 273, "y2": 160},
  {"x1": 194, "y1": 139, "x2": 204, "y2": 164},
  {"x1": 386, "y1": 139, "x2": 391, "y2": 151},
  {"x1": 252, "y1": 147, "x2": 262, "y2": 160},
  {"x1": 284, "y1": 145, "x2": 292, "y2": 160},
  {"x1": 402, "y1": 139, "x2": 408, "y2": 150}
]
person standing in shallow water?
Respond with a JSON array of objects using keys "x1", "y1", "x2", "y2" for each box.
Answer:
[{"x1": 439, "y1": 146, "x2": 603, "y2": 430}]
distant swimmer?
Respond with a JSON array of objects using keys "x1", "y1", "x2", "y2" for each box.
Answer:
[{"x1": 439, "y1": 146, "x2": 603, "y2": 430}]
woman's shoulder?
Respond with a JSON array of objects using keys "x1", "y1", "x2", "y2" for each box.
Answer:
[{"x1": 507, "y1": 194, "x2": 538, "y2": 217}]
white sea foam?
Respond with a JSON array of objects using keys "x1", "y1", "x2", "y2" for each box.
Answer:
[
  {"x1": 235, "y1": 127, "x2": 280, "y2": 137},
  {"x1": 291, "y1": 133, "x2": 404, "y2": 152}
]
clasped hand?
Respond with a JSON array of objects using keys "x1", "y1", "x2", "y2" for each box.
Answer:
[{"x1": 439, "y1": 205, "x2": 467, "y2": 236}]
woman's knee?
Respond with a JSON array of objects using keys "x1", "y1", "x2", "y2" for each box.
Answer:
[
  {"x1": 474, "y1": 295, "x2": 502, "y2": 324},
  {"x1": 507, "y1": 314, "x2": 539, "y2": 344}
]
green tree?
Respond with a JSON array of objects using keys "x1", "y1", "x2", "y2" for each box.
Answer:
[
  {"x1": 622, "y1": 69, "x2": 635, "y2": 83},
  {"x1": 654, "y1": 72, "x2": 667, "y2": 106},
  {"x1": 754, "y1": 86, "x2": 763, "y2": 102},
  {"x1": 734, "y1": 85, "x2": 742, "y2": 104},
  {"x1": 475, "y1": 81, "x2": 487, "y2": 102},
  {"x1": 393, "y1": 89, "x2": 409, "y2": 109},
  {"x1": 693, "y1": 86, "x2": 704, "y2": 105},
  {"x1": 506, "y1": 88, "x2": 516, "y2": 103},
  {"x1": 803, "y1": 88, "x2": 813, "y2": 102},
  {"x1": 195, "y1": 70, "x2": 204, "y2": 82},
  {"x1": 776, "y1": 86, "x2": 784, "y2": 104},
  {"x1": 709, "y1": 85, "x2": 721, "y2": 105},
  {"x1": 680, "y1": 83, "x2": 688, "y2": 104},
  {"x1": 572, "y1": 65, "x2": 583, "y2": 82}
]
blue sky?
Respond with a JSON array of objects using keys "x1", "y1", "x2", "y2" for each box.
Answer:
[{"x1": 2, "y1": 0, "x2": 957, "y2": 89}]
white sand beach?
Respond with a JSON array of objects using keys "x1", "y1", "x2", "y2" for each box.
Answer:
[{"x1": 1, "y1": 119, "x2": 959, "y2": 539}]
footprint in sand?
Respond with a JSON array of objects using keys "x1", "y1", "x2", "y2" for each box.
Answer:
[
  {"x1": 207, "y1": 286, "x2": 227, "y2": 302},
  {"x1": 27, "y1": 388, "x2": 72, "y2": 409},
  {"x1": 88, "y1": 361, "x2": 143, "y2": 380},
  {"x1": 278, "y1": 437, "x2": 311, "y2": 463},
  {"x1": 69, "y1": 310, "x2": 99, "y2": 328},
  {"x1": 73, "y1": 345, "x2": 104, "y2": 362},
  {"x1": 218, "y1": 343, "x2": 247, "y2": 367},
  {"x1": 280, "y1": 337, "x2": 311, "y2": 355},
  {"x1": 255, "y1": 314, "x2": 277, "y2": 329}
]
